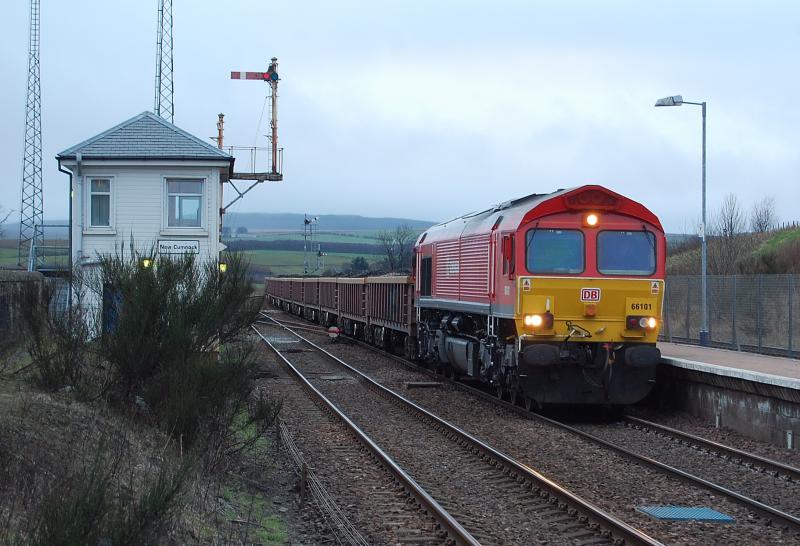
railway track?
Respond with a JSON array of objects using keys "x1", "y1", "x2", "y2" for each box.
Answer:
[
  {"x1": 261, "y1": 308, "x2": 800, "y2": 544},
  {"x1": 254, "y1": 316, "x2": 661, "y2": 546},
  {"x1": 621, "y1": 416, "x2": 800, "y2": 481},
  {"x1": 535, "y1": 415, "x2": 800, "y2": 531},
  {"x1": 252, "y1": 324, "x2": 468, "y2": 545}
]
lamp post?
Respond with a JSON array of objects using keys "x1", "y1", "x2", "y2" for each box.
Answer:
[{"x1": 655, "y1": 95, "x2": 710, "y2": 346}]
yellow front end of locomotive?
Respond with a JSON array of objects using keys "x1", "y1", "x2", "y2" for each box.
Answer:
[{"x1": 514, "y1": 276, "x2": 664, "y2": 343}]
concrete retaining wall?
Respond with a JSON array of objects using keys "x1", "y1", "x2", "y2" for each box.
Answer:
[{"x1": 650, "y1": 358, "x2": 800, "y2": 449}]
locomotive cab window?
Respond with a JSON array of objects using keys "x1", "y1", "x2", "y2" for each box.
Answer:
[
  {"x1": 526, "y1": 229, "x2": 584, "y2": 274},
  {"x1": 597, "y1": 230, "x2": 656, "y2": 275}
]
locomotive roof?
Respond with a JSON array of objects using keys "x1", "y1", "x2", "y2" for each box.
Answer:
[{"x1": 416, "y1": 185, "x2": 662, "y2": 246}]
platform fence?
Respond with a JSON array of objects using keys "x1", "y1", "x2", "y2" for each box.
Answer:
[{"x1": 661, "y1": 274, "x2": 800, "y2": 358}]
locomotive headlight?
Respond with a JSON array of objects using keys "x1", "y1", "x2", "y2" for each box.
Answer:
[
  {"x1": 586, "y1": 213, "x2": 599, "y2": 226},
  {"x1": 638, "y1": 316, "x2": 658, "y2": 329},
  {"x1": 524, "y1": 314, "x2": 543, "y2": 327},
  {"x1": 524, "y1": 313, "x2": 554, "y2": 329}
]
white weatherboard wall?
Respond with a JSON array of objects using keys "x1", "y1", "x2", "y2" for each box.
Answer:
[
  {"x1": 70, "y1": 162, "x2": 225, "y2": 263},
  {"x1": 56, "y1": 111, "x2": 235, "y2": 322}
]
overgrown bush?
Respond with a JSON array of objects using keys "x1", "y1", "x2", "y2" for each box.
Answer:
[
  {"x1": 16, "y1": 281, "x2": 98, "y2": 392},
  {"x1": 31, "y1": 438, "x2": 190, "y2": 546},
  {"x1": 10, "y1": 250, "x2": 281, "y2": 544},
  {"x1": 94, "y1": 250, "x2": 275, "y2": 448},
  {"x1": 17, "y1": 249, "x2": 279, "y2": 453},
  {"x1": 97, "y1": 251, "x2": 258, "y2": 396}
]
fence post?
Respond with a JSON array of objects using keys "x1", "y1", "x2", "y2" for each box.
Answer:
[
  {"x1": 789, "y1": 275, "x2": 794, "y2": 356},
  {"x1": 708, "y1": 275, "x2": 714, "y2": 343},
  {"x1": 665, "y1": 282, "x2": 673, "y2": 343},
  {"x1": 685, "y1": 277, "x2": 691, "y2": 340},
  {"x1": 757, "y1": 274, "x2": 763, "y2": 352},
  {"x1": 732, "y1": 275, "x2": 737, "y2": 349}
]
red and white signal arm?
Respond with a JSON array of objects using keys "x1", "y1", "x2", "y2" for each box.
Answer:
[{"x1": 580, "y1": 288, "x2": 601, "y2": 302}]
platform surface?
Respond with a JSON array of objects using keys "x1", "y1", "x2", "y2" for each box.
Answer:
[{"x1": 658, "y1": 342, "x2": 800, "y2": 388}]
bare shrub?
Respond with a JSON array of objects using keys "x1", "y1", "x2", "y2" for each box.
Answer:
[
  {"x1": 708, "y1": 193, "x2": 750, "y2": 274},
  {"x1": 750, "y1": 196, "x2": 777, "y2": 233},
  {"x1": 377, "y1": 224, "x2": 417, "y2": 273}
]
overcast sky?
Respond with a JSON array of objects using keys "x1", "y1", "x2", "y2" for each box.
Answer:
[{"x1": 1, "y1": 0, "x2": 798, "y2": 232}]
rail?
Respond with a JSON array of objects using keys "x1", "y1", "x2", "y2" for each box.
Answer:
[
  {"x1": 258, "y1": 314, "x2": 662, "y2": 546},
  {"x1": 623, "y1": 415, "x2": 800, "y2": 481}
]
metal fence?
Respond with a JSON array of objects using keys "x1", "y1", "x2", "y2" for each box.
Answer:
[{"x1": 661, "y1": 274, "x2": 799, "y2": 358}]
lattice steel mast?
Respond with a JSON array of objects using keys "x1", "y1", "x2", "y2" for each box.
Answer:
[
  {"x1": 18, "y1": 0, "x2": 43, "y2": 269},
  {"x1": 153, "y1": 0, "x2": 174, "y2": 122}
]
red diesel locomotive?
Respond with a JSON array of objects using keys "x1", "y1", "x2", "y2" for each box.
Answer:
[
  {"x1": 414, "y1": 184, "x2": 665, "y2": 406},
  {"x1": 266, "y1": 185, "x2": 666, "y2": 406}
]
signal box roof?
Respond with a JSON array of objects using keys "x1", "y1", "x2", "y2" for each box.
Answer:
[{"x1": 57, "y1": 111, "x2": 233, "y2": 162}]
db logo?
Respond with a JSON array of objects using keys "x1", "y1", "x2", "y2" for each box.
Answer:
[{"x1": 580, "y1": 288, "x2": 601, "y2": 302}]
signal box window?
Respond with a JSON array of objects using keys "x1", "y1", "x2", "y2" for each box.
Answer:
[
  {"x1": 420, "y1": 257, "x2": 432, "y2": 296},
  {"x1": 526, "y1": 229, "x2": 584, "y2": 274},
  {"x1": 89, "y1": 178, "x2": 111, "y2": 227},
  {"x1": 598, "y1": 231, "x2": 656, "y2": 275},
  {"x1": 167, "y1": 179, "x2": 203, "y2": 227}
]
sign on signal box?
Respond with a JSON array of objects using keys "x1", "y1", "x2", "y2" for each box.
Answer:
[{"x1": 580, "y1": 288, "x2": 601, "y2": 302}]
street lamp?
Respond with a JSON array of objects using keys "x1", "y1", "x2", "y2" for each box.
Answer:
[{"x1": 655, "y1": 94, "x2": 710, "y2": 346}]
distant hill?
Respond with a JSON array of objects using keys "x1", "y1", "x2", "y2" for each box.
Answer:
[
  {"x1": 1, "y1": 222, "x2": 68, "y2": 240},
  {"x1": 224, "y1": 212, "x2": 435, "y2": 231},
  {"x1": 0, "y1": 213, "x2": 435, "y2": 240}
]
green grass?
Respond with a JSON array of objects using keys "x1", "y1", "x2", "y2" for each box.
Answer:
[
  {"x1": 0, "y1": 239, "x2": 69, "y2": 269},
  {"x1": 232, "y1": 410, "x2": 269, "y2": 452},
  {"x1": 757, "y1": 228, "x2": 800, "y2": 255},
  {"x1": 221, "y1": 482, "x2": 288, "y2": 545},
  {"x1": 245, "y1": 250, "x2": 381, "y2": 275},
  {"x1": 0, "y1": 248, "x2": 18, "y2": 267}
]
